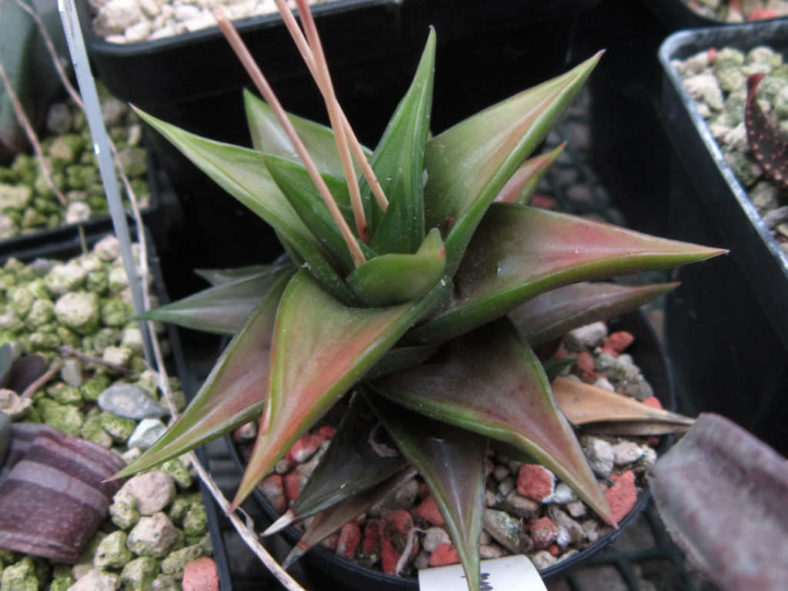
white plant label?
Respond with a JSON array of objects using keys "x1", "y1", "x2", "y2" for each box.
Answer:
[{"x1": 418, "y1": 555, "x2": 547, "y2": 591}]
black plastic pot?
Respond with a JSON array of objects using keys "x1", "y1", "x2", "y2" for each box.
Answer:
[
  {"x1": 0, "y1": 230, "x2": 233, "y2": 590},
  {"x1": 222, "y1": 310, "x2": 675, "y2": 590},
  {"x1": 659, "y1": 21, "x2": 788, "y2": 455}
]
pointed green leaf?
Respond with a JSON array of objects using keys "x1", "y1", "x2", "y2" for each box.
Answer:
[
  {"x1": 367, "y1": 29, "x2": 435, "y2": 253},
  {"x1": 243, "y1": 88, "x2": 371, "y2": 177},
  {"x1": 370, "y1": 319, "x2": 615, "y2": 526},
  {"x1": 495, "y1": 143, "x2": 565, "y2": 205},
  {"x1": 264, "y1": 154, "x2": 374, "y2": 274},
  {"x1": 366, "y1": 392, "x2": 486, "y2": 591},
  {"x1": 510, "y1": 281, "x2": 678, "y2": 346},
  {"x1": 136, "y1": 108, "x2": 355, "y2": 302},
  {"x1": 195, "y1": 264, "x2": 280, "y2": 286},
  {"x1": 412, "y1": 204, "x2": 724, "y2": 343},
  {"x1": 281, "y1": 468, "x2": 417, "y2": 569},
  {"x1": 424, "y1": 53, "x2": 602, "y2": 275},
  {"x1": 231, "y1": 270, "x2": 449, "y2": 508},
  {"x1": 115, "y1": 272, "x2": 291, "y2": 478},
  {"x1": 141, "y1": 266, "x2": 294, "y2": 335},
  {"x1": 347, "y1": 228, "x2": 445, "y2": 306},
  {"x1": 264, "y1": 396, "x2": 409, "y2": 536},
  {"x1": 365, "y1": 344, "x2": 439, "y2": 381}
]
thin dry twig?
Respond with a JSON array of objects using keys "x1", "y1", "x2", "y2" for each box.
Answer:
[
  {"x1": 57, "y1": 345, "x2": 136, "y2": 376},
  {"x1": 0, "y1": 59, "x2": 67, "y2": 206},
  {"x1": 19, "y1": 361, "x2": 63, "y2": 399}
]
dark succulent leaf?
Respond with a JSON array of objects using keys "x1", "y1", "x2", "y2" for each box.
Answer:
[
  {"x1": 509, "y1": 281, "x2": 678, "y2": 346},
  {"x1": 366, "y1": 392, "x2": 486, "y2": 591},
  {"x1": 135, "y1": 108, "x2": 355, "y2": 302},
  {"x1": 424, "y1": 53, "x2": 602, "y2": 275},
  {"x1": 263, "y1": 395, "x2": 408, "y2": 536},
  {"x1": 194, "y1": 264, "x2": 280, "y2": 286},
  {"x1": 411, "y1": 204, "x2": 724, "y2": 343},
  {"x1": 281, "y1": 468, "x2": 417, "y2": 569},
  {"x1": 649, "y1": 413, "x2": 788, "y2": 590},
  {"x1": 346, "y1": 228, "x2": 445, "y2": 306},
  {"x1": 553, "y1": 377, "x2": 694, "y2": 435},
  {"x1": 6, "y1": 354, "x2": 47, "y2": 393},
  {"x1": 115, "y1": 272, "x2": 290, "y2": 478},
  {"x1": 495, "y1": 143, "x2": 565, "y2": 205},
  {"x1": 140, "y1": 266, "x2": 295, "y2": 335},
  {"x1": 370, "y1": 319, "x2": 615, "y2": 525},
  {"x1": 243, "y1": 88, "x2": 371, "y2": 177},
  {"x1": 745, "y1": 74, "x2": 788, "y2": 190},
  {"x1": 264, "y1": 155, "x2": 373, "y2": 274},
  {"x1": 365, "y1": 344, "x2": 440, "y2": 381},
  {"x1": 232, "y1": 270, "x2": 450, "y2": 508},
  {"x1": 542, "y1": 357, "x2": 577, "y2": 381},
  {"x1": 366, "y1": 29, "x2": 435, "y2": 253}
]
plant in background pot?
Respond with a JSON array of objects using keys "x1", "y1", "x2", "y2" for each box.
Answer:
[{"x1": 113, "y1": 1, "x2": 722, "y2": 588}]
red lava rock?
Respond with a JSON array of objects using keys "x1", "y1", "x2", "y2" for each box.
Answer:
[
  {"x1": 605, "y1": 470, "x2": 637, "y2": 523},
  {"x1": 381, "y1": 510, "x2": 417, "y2": 575},
  {"x1": 517, "y1": 464, "x2": 556, "y2": 502},
  {"x1": 430, "y1": 543, "x2": 460, "y2": 566},
  {"x1": 749, "y1": 8, "x2": 778, "y2": 19},
  {"x1": 530, "y1": 194, "x2": 558, "y2": 210},
  {"x1": 283, "y1": 471, "x2": 302, "y2": 503},
  {"x1": 576, "y1": 352, "x2": 596, "y2": 381},
  {"x1": 642, "y1": 396, "x2": 662, "y2": 409},
  {"x1": 529, "y1": 517, "x2": 559, "y2": 549},
  {"x1": 548, "y1": 543, "x2": 560, "y2": 557},
  {"x1": 362, "y1": 519, "x2": 381, "y2": 557},
  {"x1": 182, "y1": 557, "x2": 219, "y2": 591},
  {"x1": 232, "y1": 421, "x2": 257, "y2": 442},
  {"x1": 416, "y1": 495, "x2": 445, "y2": 526},
  {"x1": 318, "y1": 425, "x2": 337, "y2": 439},
  {"x1": 258, "y1": 474, "x2": 286, "y2": 514},
  {"x1": 336, "y1": 522, "x2": 362, "y2": 559},
  {"x1": 286, "y1": 432, "x2": 326, "y2": 464},
  {"x1": 602, "y1": 331, "x2": 634, "y2": 355}
]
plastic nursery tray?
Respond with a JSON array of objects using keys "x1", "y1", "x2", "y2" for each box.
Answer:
[
  {"x1": 225, "y1": 310, "x2": 675, "y2": 591},
  {"x1": 0, "y1": 230, "x2": 233, "y2": 590},
  {"x1": 658, "y1": 20, "x2": 788, "y2": 347}
]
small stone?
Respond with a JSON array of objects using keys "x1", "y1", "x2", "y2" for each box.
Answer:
[
  {"x1": 0, "y1": 389, "x2": 32, "y2": 420},
  {"x1": 101, "y1": 346, "x2": 133, "y2": 368},
  {"x1": 602, "y1": 331, "x2": 634, "y2": 354},
  {"x1": 152, "y1": 574, "x2": 179, "y2": 591},
  {"x1": 582, "y1": 436, "x2": 614, "y2": 478},
  {"x1": 605, "y1": 470, "x2": 637, "y2": 523},
  {"x1": 100, "y1": 411, "x2": 136, "y2": 442},
  {"x1": 183, "y1": 505, "x2": 207, "y2": 537},
  {"x1": 581, "y1": 519, "x2": 602, "y2": 543},
  {"x1": 119, "y1": 556, "x2": 159, "y2": 591},
  {"x1": 684, "y1": 73, "x2": 724, "y2": 111},
  {"x1": 286, "y1": 432, "x2": 326, "y2": 464},
  {"x1": 335, "y1": 522, "x2": 361, "y2": 559},
  {"x1": 81, "y1": 413, "x2": 113, "y2": 448},
  {"x1": 492, "y1": 464, "x2": 510, "y2": 481},
  {"x1": 283, "y1": 471, "x2": 304, "y2": 503},
  {"x1": 60, "y1": 358, "x2": 84, "y2": 387},
  {"x1": 46, "y1": 103, "x2": 72, "y2": 134},
  {"x1": 168, "y1": 493, "x2": 201, "y2": 525},
  {"x1": 530, "y1": 550, "x2": 556, "y2": 570},
  {"x1": 233, "y1": 421, "x2": 257, "y2": 442},
  {"x1": 38, "y1": 399, "x2": 84, "y2": 436},
  {"x1": 258, "y1": 474, "x2": 285, "y2": 514},
  {"x1": 65, "y1": 202, "x2": 91, "y2": 224},
  {"x1": 547, "y1": 506, "x2": 586, "y2": 544},
  {"x1": 54, "y1": 292, "x2": 100, "y2": 335},
  {"x1": 380, "y1": 510, "x2": 417, "y2": 575},
  {"x1": 182, "y1": 557, "x2": 219, "y2": 591},
  {"x1": 48, "y1": 382, "x2": 82, "y2": 405},
  {"x1": 120, "y1": 470, "x2": 176, "y2": 515},
  {"x1": 593, "y1": 376, "x2": 616, "y2": 392},
  {"x1": 422, "y1": 527, "x2": 451, "y2": 553},
  {"x1": 128, "y1": 418, "x2": 167, "y2": 450},
  {"x1": 483, "y1": 509, "x2": 523, "y2": 554},
  {"x1": 529, "y1": 517, "x2": 559, "y2": 549},
  {"x1": 93, "y1": 530, "x2": 132, "y2": 568},
  {"x1": 45, "y1": 264, "x2": 87, "y2": 296},
  {"x1": 430, "y1": 543, "x2": 460, "y2": 566},
  {"x1": 93, "y1": 0, "x2": 142, "y2": 35},
  {"x1": 415, "y1": 495, "x2": 444, "y2": 526},
  {"x1": 0, "y1": 184, "x2": 32, "y2": 210},
  {"x1": 1, "y1": 557, "x2": 38, "y2": 591},
  {"x1": 566, "y1": 321, "x2": 607, "y2": 349},
  {"x1": 549, "y1": 483, "x2": 577, "y2": 504},
  {"x1": 98, "y1": 383, "x2": 167, "y2": 419},
  {"x1": 161, "y1": 544, "x2": 203, "y2": 576},
  {"x1": 161, "y1": 457, "x2": 193, "y2": 488},
  {"x1": 612, "y1": 441, "x2": 644, "y2": 465},
  {"x1": 94, "y1": 235, "x2": 121, "y2": 261},
  {"x1": 378, "y1": 478, "x2": 419, "y2": 513},
  {"x1": 517, "y1": 464, "x2": 555, "y2": 502},
  {"x1": 110, "y1": 487, "x2": 140, "y2": 529},
  {"x1": 567, "y1": 501, "x2": 586, "y2": 518},
  {"x1": 127, "y1": 512, "x2": 180, "y2": 557},
  {"x1": 502, "y1": 491, "x2": 540, "y2": 518}
]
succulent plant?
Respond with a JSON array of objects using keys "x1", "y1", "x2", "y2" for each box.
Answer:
[{"x1": 117, "y1": 1, "x2": 722, "y2": 587}]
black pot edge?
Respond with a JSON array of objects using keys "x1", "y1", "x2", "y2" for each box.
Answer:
[
  {"x1": 658, "y1": 21, "x2": 788, "y2": 341},
  {"x1": 221, "y1": 309, "x2": 675, "y2": 589},
  {"x1": 0, "y1": 229, "x2": 234, "y2": 591}
]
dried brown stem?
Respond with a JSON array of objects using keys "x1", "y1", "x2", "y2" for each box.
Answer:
[
  {"x1": 0, "y1": 59, "x2": 67, "y2": 206},
  {"x1": 213, "y1": 8, "x2": 365, "y2": 267},
  {"x1": 57, "y1": 345, "x2": 135, "y2": 376},
  {"x1": 19, "y1": 361, "x2": 63, "y2": 399}
]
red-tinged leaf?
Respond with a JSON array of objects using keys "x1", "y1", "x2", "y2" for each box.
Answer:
[
  {"x1": 141, "y1": 266, "x2": 294, "y2": 335},
  {"x1": 243, "y1": 88, "x2": 371, "y2": 178},
  {"x1": 194, "y1": 264, "x2": 280, "y2": 286},
  {"x1": 135, "y1": 108, "x2": 354, "y2": 302},
  {"x1": 365, "y1": 392, "x2": 487, "y2": 591},
  {"x1": 424, "y1": 53, "x2": 601, "y2": 275},
  {"x1": 553, "y1": 377, "x2": 694, "y2": 435},
  {"x1": 347, "y1": 228, "x2": 446, "y2": 306},
  {"x1": 263, "y1": 395, "x2": 408, "y2": 537},
  {"x1": 745, "y1": 74, "x2": 788, "y2": 190},
  {"x1": 114, "y1": 273, "x2": 291, "y2": 479},
  {"x1": 367, "y1": 29, "x2": 435, "y2": 253},
  {"x1": 495, "y1": 143, "x2": 566, "y2": 205},
  {"x1": 369, "y1": 319, "x2": 615, "y2": 526},
  {"x1": 281, "y1": 468, "x2": 417, "y2": 569},
  {"x1": 231, "y1": 270, "x2": 449, "y2": 509},
  {"x1": 510, "y1": 282, "x2": 678, "y2": 346},
  {"x1": 411, "y1": 204, "x2": 725, "y2": 343}
]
